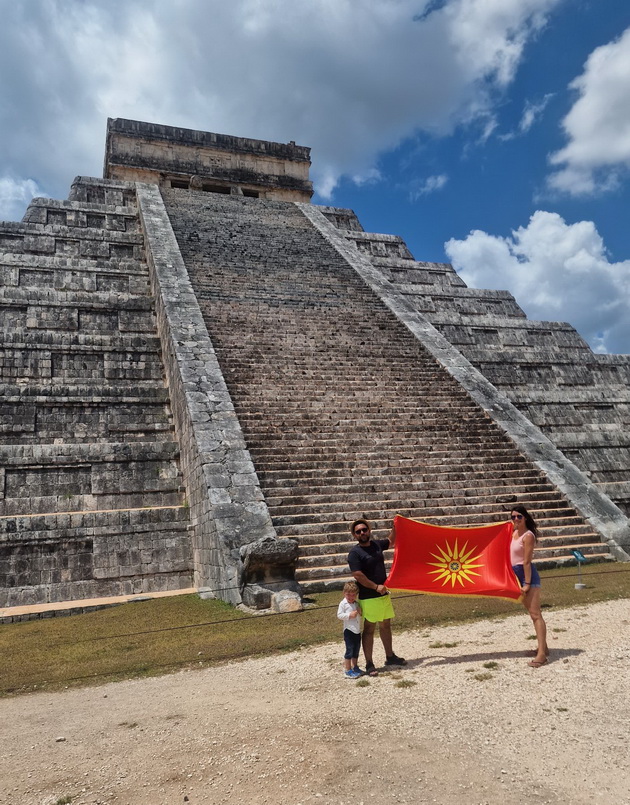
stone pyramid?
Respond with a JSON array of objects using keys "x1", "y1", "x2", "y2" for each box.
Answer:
[{"x1": 1, "y1": 118, "x2": 628, "y2": 612}]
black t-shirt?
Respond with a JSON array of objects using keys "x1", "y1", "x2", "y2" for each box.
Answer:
[{"x1": 348, "y1": 539, "x2": 390, "y2": 599}]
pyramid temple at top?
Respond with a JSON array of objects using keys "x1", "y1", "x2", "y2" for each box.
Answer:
[{"x1": 1, "y1": 118, "x2": 629, "y2": 612}]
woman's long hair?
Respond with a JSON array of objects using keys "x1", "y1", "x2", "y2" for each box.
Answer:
[{"x1": 511, "y1": 503, "x2": 539, "y2": 540}]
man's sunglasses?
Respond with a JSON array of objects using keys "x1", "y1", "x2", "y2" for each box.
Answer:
[{"x1": 354, "y1": 527, "x2": 369, "y2": 535}]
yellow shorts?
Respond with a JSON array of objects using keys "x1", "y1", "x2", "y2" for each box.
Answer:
[{"x1": 359, "y1": 594, "x2": 395, "y2": 623}]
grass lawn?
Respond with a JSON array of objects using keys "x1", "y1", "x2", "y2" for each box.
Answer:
[{"x1": 1, "y1": 563, "x2": 628, "y2": 696}]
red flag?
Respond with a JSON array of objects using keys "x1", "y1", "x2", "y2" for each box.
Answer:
[{"x1": 385, "y1": 515, "x2": 522, "y2": 601}]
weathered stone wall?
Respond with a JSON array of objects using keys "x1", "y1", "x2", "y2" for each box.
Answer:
[
  {"x1": 0, "y1": 178, "x2": 193, "y2": 607},
  {"x1": 105, "y1": 119, "x2": 313, "y2": 202}
]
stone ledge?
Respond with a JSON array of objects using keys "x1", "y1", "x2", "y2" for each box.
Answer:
[{"x1": 0, "y1": 586, "x2": 196, "y2": 623}]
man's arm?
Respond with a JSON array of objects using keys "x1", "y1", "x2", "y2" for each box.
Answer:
[
  {"x1": 351, "y1": 570, "x2": 386, "y2": 594},
  {"x1": 387, "y1": 522, "x2": 397, "y2": 548}
]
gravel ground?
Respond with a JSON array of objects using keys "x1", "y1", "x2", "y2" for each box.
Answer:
[{"x1": 1, "y1": 598, "x2": 629, "y2": 805}]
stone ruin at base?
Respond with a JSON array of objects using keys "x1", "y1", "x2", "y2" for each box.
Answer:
[{"x1": 1, "y1": 118, "x2": 629, "y2": 615}]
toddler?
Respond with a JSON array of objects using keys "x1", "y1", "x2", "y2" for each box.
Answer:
[{"x1": 337, "y1": 581, "x2": 363, "y2": 678}]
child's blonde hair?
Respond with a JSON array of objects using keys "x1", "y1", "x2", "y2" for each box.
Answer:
[{"x1": 343, "y1": 581, "x2": 359, "y2": 595}]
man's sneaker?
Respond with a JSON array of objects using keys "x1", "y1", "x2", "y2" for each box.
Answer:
[
  {"x1": 385, "y1": 653, "x2": 407, "y2": 666},
  {"x1": 345, "y1": 668, "x2": 361, "y2": 679}
]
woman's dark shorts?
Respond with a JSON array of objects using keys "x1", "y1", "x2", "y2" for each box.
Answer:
[{"x1": 513, "y1": 563, "x2": 541, "y2": 588}]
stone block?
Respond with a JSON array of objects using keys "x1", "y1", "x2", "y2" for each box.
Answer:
[
  {"x1": 241, "y1": 583, "x2": 271, "y2": 609},
  {"x1": 271, "y1": 589, "x2": 303, "y2": 613},
  {"x1": 24, "y1": 235, "x2": 55, "y2": 254}
]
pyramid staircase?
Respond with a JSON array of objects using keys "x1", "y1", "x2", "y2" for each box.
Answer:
[
  {"x1": 0, "y1": 179, "x2": 192, "y2": 607},
  {"x1": 163, "y1": 189, "x2": 614, "y2": 593},
  {"x1": 325, "y1": 211, "x2": 630, "y2": 519}
]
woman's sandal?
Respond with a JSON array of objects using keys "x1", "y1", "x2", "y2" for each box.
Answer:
[{"x1": 528, "y1": 658, "x2": 548, "y2": 668}]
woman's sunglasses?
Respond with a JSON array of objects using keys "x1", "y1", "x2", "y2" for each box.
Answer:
[{"x1": 511, "y1": 514, "x2": 524, "y2": 521}]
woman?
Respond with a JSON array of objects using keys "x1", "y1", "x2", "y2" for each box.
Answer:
[{"x1": 510, "y1": 504, "x2": 549, "y2": 667}]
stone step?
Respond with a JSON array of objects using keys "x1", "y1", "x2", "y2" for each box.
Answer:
[
  {"x1": 258, "y1": 462, "x2": 533, "y2": 487},
  {"x1": 255, "y1": 449, "x2": 530, "y2": 473},
  {"x1": 259, "y1": 463, "x2": 541, "y2": 488},
  {"x1": 239, "y1": 411, "x2": 490, "y2": 428},
  {"x1": 248, "y1": 437, "x2": 525, "y2": 460},
  {"x1": 245, "y1": 425, "x2": 512, "y2": 440},
  {"x1": 267, "y1": 488, "x2": 565, "y2": 518},
  {"x1": 236, "y1": 409, "x2": 485, "y2": 424},
  {"x1": 274, "y1": 507, "x2": 589, "y2": 538},
  {"x1": 271, "y1": 497, "x2": 574, "y2": 529},
  {"x1": 264, "y1": 480, "x2": 553, "y2": 506}
]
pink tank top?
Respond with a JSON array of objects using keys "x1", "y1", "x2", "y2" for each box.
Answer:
[{"x1": 511, "y1": 531, "x2": 533, "y2": 565}]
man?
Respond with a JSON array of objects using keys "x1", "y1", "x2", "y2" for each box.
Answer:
[{"x1": 347, "y1": 518, "x2": 407, "y2": 676}]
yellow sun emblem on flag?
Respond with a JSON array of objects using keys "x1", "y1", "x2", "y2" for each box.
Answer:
[{"x1": 427, "y1": 540, "x2": 484, "y2": 587}]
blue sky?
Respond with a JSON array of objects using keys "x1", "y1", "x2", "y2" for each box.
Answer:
[{"x1": 1, "y1": 0, "x2": 629, "y2": 352}]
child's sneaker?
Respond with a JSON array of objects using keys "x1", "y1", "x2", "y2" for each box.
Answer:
[
  {"x1": 345, "y1": 668, "x2": 361, "y2": 678},
  {"x1": 353, "y1": 667, "x2": 365, "y2": 676}
]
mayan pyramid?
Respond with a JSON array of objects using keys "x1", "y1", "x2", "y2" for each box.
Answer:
[{"x1": 1, "y1": 118, "x2": 628, "y2": 612}]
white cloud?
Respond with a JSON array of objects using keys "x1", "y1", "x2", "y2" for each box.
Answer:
[
  {"x1": 445, "y1": 211, "x2": 630, "y2": 354},
  {"x1": 548, "y1": 26, "x2": 630, "y2": 195},
  {"x1": 0, "y1": 177, "x2": 45, "y2": 221},
  {"x1": 498, "y1": 93, "x2": 554, "y2": 141},
  {"x1": 0, "y1": 0, "x2": 562, "y2": 211},
  {"x1": 409, "y1": 173, "x2": 448, "y2": 200},
  {"x1": 518, "y1": 94, "x2": 553, "y2": 134},
  {"x1": 350, "y1": 168, "x2": 383, "y2": 190}
]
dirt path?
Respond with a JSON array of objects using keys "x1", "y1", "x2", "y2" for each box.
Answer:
[{"x1": 2, "y1": 598, "x2": 629, "y2": 805}]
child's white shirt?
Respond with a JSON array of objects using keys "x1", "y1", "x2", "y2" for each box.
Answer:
[{"x1": 337, "y1": 598, "x2": 361, "y2": 634}]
